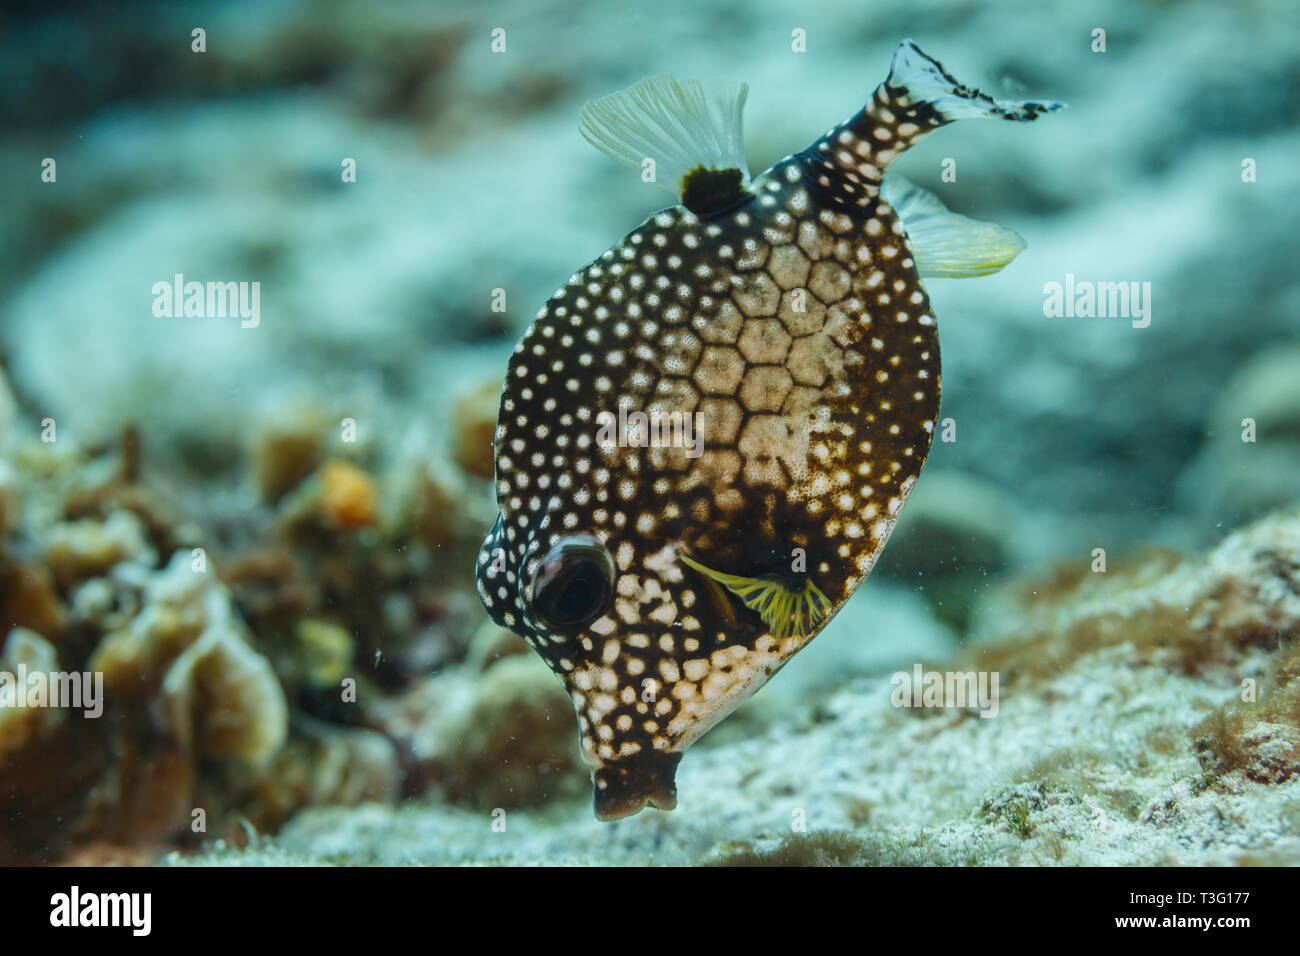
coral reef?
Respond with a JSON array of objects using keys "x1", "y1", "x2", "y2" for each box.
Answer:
[{"x1": 0, "y1": 364, "x2": 499, "y2": 862}]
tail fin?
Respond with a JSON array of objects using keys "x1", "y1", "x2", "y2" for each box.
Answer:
[
  {"x1": 803, "y1": 39, "x2": 1064, "y2": 203},
  {"x1": 883, "y1": 39, "x2": 1064, "y2": 125}
]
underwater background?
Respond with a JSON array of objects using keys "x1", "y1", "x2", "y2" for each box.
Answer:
[{"x1": 1, "y1": 0, "x2": 1298, "y2": 865}]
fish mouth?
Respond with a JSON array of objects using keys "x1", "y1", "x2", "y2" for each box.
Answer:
[{"x1": 591, "y1": 751, "x2": 684, "y2": 821}]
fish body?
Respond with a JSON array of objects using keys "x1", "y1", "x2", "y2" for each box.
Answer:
[{"x1": 477, "y1": 41, "x2": 1061, "y2": 820}]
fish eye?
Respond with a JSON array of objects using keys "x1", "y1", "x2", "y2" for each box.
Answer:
[{"x1": 529, "y1": 534, "x2": 615, "y2": 633}]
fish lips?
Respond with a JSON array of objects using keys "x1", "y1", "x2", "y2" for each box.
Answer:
[{"x1": 591, "y1": 750, "x2": 684, "y2": 821}]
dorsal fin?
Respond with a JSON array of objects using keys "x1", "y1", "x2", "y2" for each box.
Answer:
[
  {"x1": 882, "y1": 171, "x2": 1027, "y2": 277},
  {"x1": 580, "y1": 75, "x2": 751, "y2": 212}
]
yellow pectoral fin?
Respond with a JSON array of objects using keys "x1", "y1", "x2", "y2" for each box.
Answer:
[{"x1": 680, "y1": 555, "x2": 833, "y2": 641}]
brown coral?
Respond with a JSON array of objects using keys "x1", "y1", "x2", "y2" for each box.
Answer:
[
  {"x1": 0, "y1": 561, "x2": 65, "y2": 639},
  {"x1": 452, "y1": 379, "x2": 502, "y2": 480},
  {"x1": 253, "y1": 410, "x2": 323, "y2": 502}
]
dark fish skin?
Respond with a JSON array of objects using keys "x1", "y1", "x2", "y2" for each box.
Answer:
[{"x1": 477, "y1": 43, "x2": 1056, "y2": 820}]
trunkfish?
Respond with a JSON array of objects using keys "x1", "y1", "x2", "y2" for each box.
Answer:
[{"x1": 477, "y1": 40, "x2": 1062, "y2": 820}]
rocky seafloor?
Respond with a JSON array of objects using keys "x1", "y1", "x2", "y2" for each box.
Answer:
[
  {"x1": 2, "y1": 0, "x2": 1299, "y2": 865},
  {"x1": 173, "y1": 512, "x2": 1300, "y2": 866}
]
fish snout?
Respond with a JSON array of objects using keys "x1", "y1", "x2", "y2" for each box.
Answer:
[{"x1": 592, "y1": 751, "x2": 684, "y2": 821}]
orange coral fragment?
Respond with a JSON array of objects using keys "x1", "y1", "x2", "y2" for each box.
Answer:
[{"x1": 318, "y1": 461, "x2": 377, "y2": 531}]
